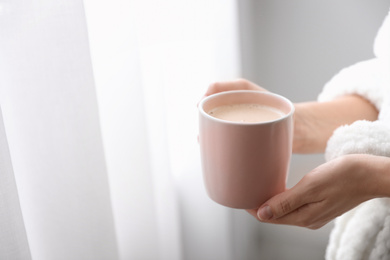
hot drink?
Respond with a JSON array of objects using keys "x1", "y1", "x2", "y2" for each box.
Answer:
[{"x1": 208, "y1": 103, "x2": 284, "y2": 123}]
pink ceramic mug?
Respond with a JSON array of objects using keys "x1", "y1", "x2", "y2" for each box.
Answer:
[{"x1": 198, "y1": 90, "x2": 294, "y2": 209}]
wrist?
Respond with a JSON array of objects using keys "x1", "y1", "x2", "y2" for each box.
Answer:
[
  {"x1": 341, "y1": 154, "x2": 390, "y2": 200},
  {"x1": 359, "y1": 154, "x2": 390, "y2": 199},
  {"x1": 293, "y1": 95, "x2": 378, "y2": 154},
  {"x1": 293, "y1": 102, "x2": 329, "y2": 153}
]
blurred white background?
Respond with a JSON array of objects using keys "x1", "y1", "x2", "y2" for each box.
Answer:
[{"x1": 0, "y1": 0, "x2": 389, "y2": 260}]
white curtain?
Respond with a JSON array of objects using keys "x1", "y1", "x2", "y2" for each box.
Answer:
[{"x1": 0, "y1": 0, "x2": 241, "y2": 259}]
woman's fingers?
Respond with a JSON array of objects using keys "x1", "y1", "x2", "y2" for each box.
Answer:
[
  {"x1": 202, "y1": 79, "x2": 267, "y2": 99},
  {"x1": 247, "y1": 188, "x2": 327, "y2": 229},
  {"x1": 257, "y1": 187, "x2": 307, "y2": 221},
  {"x1": 262, "y1": 200, "x2": 328, "y2": 229}
]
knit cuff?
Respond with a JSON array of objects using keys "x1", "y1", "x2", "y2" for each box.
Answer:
[{"x1": 325, "y1": 120, "x2": 390, "y2": 161}]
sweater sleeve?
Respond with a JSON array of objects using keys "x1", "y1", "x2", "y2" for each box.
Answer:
[
  {"x1": 318, "y1": 58, "x2": 390, "y2": 114},
  {"x1": 322, "y1": 59, "x2": 390, "y2": 260}
]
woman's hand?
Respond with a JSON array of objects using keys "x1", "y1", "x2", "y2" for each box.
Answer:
[
  {"x1": 201, "y1": 78, "x2": 267, "y2": 100},
  {"x1": 247, "y1": 154, "x2": 390, "y2": 229}
]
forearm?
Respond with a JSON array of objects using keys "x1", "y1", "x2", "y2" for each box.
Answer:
[{"x1": 293, "y1": 95, "x2": 379, "y2": 153}]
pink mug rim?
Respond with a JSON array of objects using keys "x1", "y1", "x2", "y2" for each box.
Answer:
[{"x1": 198, "y1": 90, "x2": 295, "y2": 126}]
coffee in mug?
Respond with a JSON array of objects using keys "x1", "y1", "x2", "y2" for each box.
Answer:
[
  {"x1": 198, "y1": 90, "x2": 294, "y2": 209},
  {"x1": 208, "y1": 103, "x2": 284, "y2": 123}
]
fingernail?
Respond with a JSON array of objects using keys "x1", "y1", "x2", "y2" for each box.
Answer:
[{"x1": 258, "y1": 205, "x2": 273, "y2": 221}]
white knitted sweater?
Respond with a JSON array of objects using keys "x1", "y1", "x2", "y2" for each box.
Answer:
[{"x1": 318, "y1": 8, "x2": 390, "y2": 260}]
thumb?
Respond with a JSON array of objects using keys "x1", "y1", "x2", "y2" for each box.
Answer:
[{"x1": 257, "y1": 188, "x2": 304, "y2": 221}]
